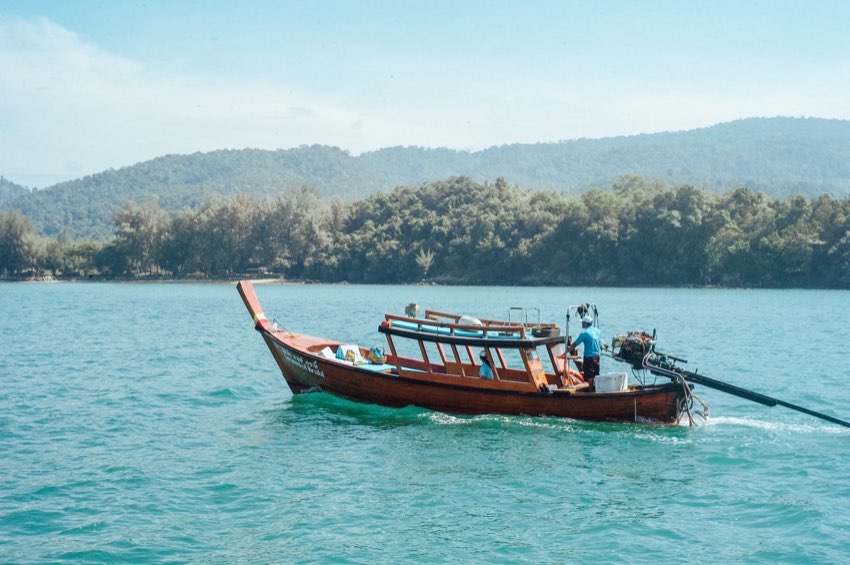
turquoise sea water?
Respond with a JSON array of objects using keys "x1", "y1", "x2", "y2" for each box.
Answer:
[{"x1": 1, "y1": 282, "x2": 849, "y2": 563}]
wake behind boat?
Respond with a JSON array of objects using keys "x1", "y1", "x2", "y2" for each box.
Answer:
[{"x1": 237, "y1": 280, "x2": 688, "y2": 424}]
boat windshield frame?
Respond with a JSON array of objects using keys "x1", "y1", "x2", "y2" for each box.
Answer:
[{"x1": 378, "y1": 311, "x2": 573, "y2": 387}]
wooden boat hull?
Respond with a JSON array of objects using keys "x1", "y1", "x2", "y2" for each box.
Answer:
[
  {"x1": 238, "y1": 281, "x2": 685, "y2": 424},
  {"x1": 261, "y1": 331, "x2": 686, "y2": 424}
]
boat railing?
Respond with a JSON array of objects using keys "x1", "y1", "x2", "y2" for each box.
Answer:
[
  {"x1": 384, "y1": 313, "x2": 530, "y2": 339},
  {"x1": 509, "y1": 307, "x2": 545, "y2": 328}
]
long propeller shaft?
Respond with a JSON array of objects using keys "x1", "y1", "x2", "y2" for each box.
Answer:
[{"x1": 681, "y1": 370, "x2": 850, "y2": 428}]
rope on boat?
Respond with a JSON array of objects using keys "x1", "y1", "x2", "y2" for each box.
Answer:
[
  {"x1": 271, "y1": 318, "x2": 292, "y2": 334},
  {"x1": 642, "y1": 352, "x2": 708, "y2": 427},
  {"x1": 675, "y1": 372, "x2": 709, "y2": 426}
]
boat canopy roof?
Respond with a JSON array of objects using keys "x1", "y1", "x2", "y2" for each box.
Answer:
[{"x1": 379, "y1": 310, "x2": 563, "y2": 348}]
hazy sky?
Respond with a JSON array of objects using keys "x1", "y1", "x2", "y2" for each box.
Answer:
[{"x1": 2, "y1": 0, "x2": 849, "y2": 188}]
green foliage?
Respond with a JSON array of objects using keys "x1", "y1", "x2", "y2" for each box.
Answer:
[
  {"x1": 0, "y1": 176, "x2": 30, "y2": 205},
  {"x1": 4, "y1": 174, "x2": 850, "y2": 288},
  {"x1": 89, "y1": 186, "x2": 342, "y2": 280},
  {"x1": 334, "y1": 177, "x2": 565, "y2": 283},
  {"x1": 43, "y1": 234, "x2": 103, "y2": 278},
  {"x1": 4, "y1": 117, "x2": 850, "y2": 241},
  {"x1": 112, "y1": 203, "x2": 170, "y2": 275},
  {"x1": 0, "y1": 210, "x2": 42, "y2": 277}
]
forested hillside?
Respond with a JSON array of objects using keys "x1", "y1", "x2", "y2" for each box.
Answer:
[
  {"x1": 3, "y1": 176, "x2": 849, "y2": 288},
  {"x1": 3, "y1": 117, "x2": 850, "y2": 240},
  {"x1": 362, "y1": 117, "x2": 850, "y2": 195},
  {"x1": 4, "y1": 146, "x2": 377, "y2": 240}
]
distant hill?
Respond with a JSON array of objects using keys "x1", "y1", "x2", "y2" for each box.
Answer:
[
  {"x1": 4, "y1": 117, "x2": 850, "y2": 240},
  {"x1": 3, "y1": 147, "x2": 382, "y2": 239}
]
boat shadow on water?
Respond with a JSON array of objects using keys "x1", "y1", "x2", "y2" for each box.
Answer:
[{"x1": 266, "y1": 393, "x2": 432, "y2": 429}]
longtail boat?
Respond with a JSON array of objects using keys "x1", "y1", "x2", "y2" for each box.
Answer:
[
  {"x1": 238, "y1": 281, "x2": 850, "y2": 428},
  {"x1": 237, "y1": 280, "x2": 689, "y2": 424}
]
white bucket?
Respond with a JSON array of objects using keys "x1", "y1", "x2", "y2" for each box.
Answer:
[{"x1": 595, "y1": 372, "x2": 629, "y2": 393}]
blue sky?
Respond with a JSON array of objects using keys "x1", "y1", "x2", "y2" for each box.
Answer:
[{"x1": 1, "y1": 0, "x2": 849, "y2": 187}]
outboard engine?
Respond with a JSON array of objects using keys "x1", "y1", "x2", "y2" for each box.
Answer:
[{"x1": 611, "y1": 331, "x2": 656, "y2": 369}]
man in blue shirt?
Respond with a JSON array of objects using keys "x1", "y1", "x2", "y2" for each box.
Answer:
[{"x1": 570, "y1": 315, "x2": 601, "y2": 389}]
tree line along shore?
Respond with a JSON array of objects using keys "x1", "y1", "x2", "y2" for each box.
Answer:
[{"x1": 2, "y1": 175, "x2": 849, "y2": 288}]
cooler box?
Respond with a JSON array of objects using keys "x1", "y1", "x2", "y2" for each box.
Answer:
[{"x1": 595, "y1": 372, "x2": 629, "y2": 392}]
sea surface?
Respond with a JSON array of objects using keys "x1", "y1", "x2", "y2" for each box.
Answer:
[{"x1": 1, "y1": 282, "x2": 849, "y2": 563}]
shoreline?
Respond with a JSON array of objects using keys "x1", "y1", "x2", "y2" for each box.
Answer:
[
  {"x1": 2, "y1": 275, "x2": 848, "y2": 291},
  {"x1": 2, "y1": 276, "x2": 296, "y2": 285}
]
